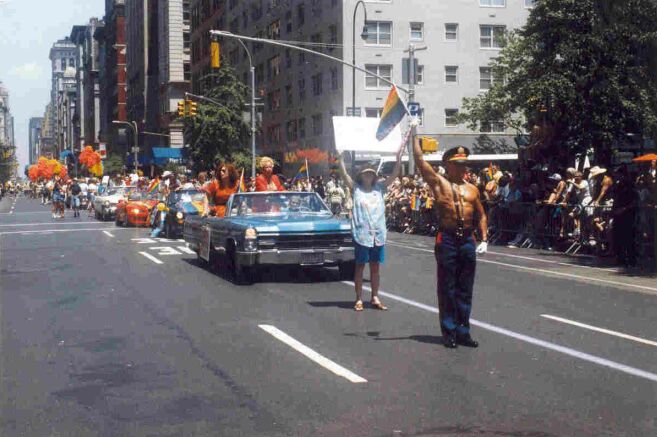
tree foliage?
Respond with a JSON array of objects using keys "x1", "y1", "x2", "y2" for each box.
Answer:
[
  {"x1": 103, "y1": 154, "x2": 125, "y2": 177},
  {"x1": 184, "y1": 62, "x2": 251, "y2": 173},
  {"x1": 459, "y1": 0, "x2": 657, "y2": 165}
]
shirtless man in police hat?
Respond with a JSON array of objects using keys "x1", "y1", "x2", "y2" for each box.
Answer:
[{"x1": 413, "y1": 138, "x2": 488, "y2": 349}]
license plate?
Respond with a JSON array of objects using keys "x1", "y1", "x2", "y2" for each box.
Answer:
[{"x1": 301, "y1": 252, "x2": 324, "y2": 265}]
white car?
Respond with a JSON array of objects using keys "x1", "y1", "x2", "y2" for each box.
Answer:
[{"x1": 94, "y1": 186, "x2": 134, "y2": 221}]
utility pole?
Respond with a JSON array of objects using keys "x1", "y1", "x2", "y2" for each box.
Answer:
[{"x1": 404, "y1": 44, "x2": 426, "y2": 176}]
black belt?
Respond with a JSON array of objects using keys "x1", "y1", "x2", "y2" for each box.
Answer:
[{"x1": 437, "y1": 228, "x2": 475, "y2": 238}]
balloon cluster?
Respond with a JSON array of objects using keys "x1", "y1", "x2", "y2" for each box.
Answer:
[
  {"x1": 79, "y1": 146, "x2": 103, "y2": 177},
  {"x1": 27, "y1": 157, "x2": 68, "y2": 182}
]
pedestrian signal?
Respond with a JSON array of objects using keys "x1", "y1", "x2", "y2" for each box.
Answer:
[
  {"x1": 419, "y1": 137, "x2": 438, "y2": 153},
  {"x1": 211, "y1": 41, "x2": 221, "y2": 69},
  {"x1": 177, "y1": 100, "x2": 187, "y2": 117},
  {"x1": 188, "y1": 101, "x2": 198, "y2": 117}
]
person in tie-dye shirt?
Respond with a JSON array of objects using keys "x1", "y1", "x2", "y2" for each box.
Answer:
[{"x1": 338, "y1": 151, "x2": 402, "y2": 312}]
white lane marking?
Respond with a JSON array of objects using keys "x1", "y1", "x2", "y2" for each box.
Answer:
[
  {"x1": 342, "y1": 282, "x2": 657, "y2": 383},
  {"x1": 150, "y1": 246, "x2": 182, "y2": 256},
  {"x1": 0, "y1": 228, "x2": 134, "y2": 236},
  {"x1": 139, "y1": 251, "x2": 164, "y2": 264},
  {"x1": 387, "y1": 239, "x2": 616, "y2": 272},
  {"x1": 132, "y1": 238, "x2": 157, "y2": 244},
  {"x1": 177, "y1": 245, "x2": 196, "y2": 255},
  {"x1": 102, "y1": 231, "x2": 115, "y2": 238},
  {"x1": 258, "y1": 324, "x2": 367, "y2": 384},
  {"x1": 386, "y1": 241, "x2": 657, "y2": 294},
  {"x1": 0, "y1": 211, "x2": 54, "y2": 215},
  {"x1": 541, "y1": 315, "x2": 657, "y2": 348},
  {"x1": 0, "y1": 222, "x2": 114, "y2": 227}
]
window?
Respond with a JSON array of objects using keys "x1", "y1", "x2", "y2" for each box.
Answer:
[
  {"x1": 285, "y1": 84, "x2": 293, "y2": 106},
  {"x1": 445, "y1": 66, "x2": 458, "y2": 83},
  {"x1": 298, "y1": 117, "x2": 306, "y2": 138},
  {"x1": 267, "y1": 55, "x2": 281, "y2": 78},
  {"x1": 60, "y1": 59, "x2": 66, "y2": 70},
  {"x1": 69, "y1": 58, "x2": 75, "y2": 67},
  {"x1": 312, "y1": 114, "x2": 323, "y2": 136},
  {"x1": 298, "y1": 78, "x2": 306, "y2": 101},
  {"x1": 481, "y1": 121, "x2": 505, "y2": 133},
  {"x1": 328, "y1": 25, "x2": 338, "y2": 51},
  {"x1": 268, "y1": 89, "x2": 281, "y2": 111},
  {"x1": 330, "y1": 68, "x2": 338, "y2": 90},
  {"x1": 285, "y1": 10, "x2": 293, "y2": 33},
  {"x1": 480, "y1": 25, "x2": 506, "y2": 49},
  {"x1": 525, "y1": 0, "x2": 536, "y2": 7},
  {"x1": 287, "y1": 120, "x2": 298, "y2": 141},
  {"x1": 297, "y1": 3, "x2": 305, "y2": 26},
  {"x1": 445, "y1": 23, "x2": 458, "y2": 41},
  {"x1": 410, "y1": 22, "x2": 424, "y2": 41},
  {"x1": 480, "y1": 0, "x2": 505, "y2": 6},
  {"x1": 285, "y1": 49, "x2": 292, "y2": 68},
  {"x1": 267, "y1": 124, "x2": 281, "y2": 143},
  {"x1": 445, "y1": 109, "x2": 459, "y2": 127},
  {"x1": 479, "y1": 67, "x2": 503, "y2": 90},
  {"x1": 298, "y1": 51, "x2": 306, "y2": 65},
  {"x1": 311, "y1": 73, "x2": 323, "y2": 96},
  {"x1": 365, "y1": 108, "x2": 383, "y2": 118},
  {"x1": 364, "y1": 21, "x2": 392, "y2": 46},
  {"x1": 365, "y1": 64, "x2": 392, "y2": 89},
  {"x1": 268, "y1": 20, "x2": 281, "y2": 40}
]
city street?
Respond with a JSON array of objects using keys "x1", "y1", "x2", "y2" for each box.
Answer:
[{"x1": 0, "y1": 196, "x2": 655, "y2": 437}]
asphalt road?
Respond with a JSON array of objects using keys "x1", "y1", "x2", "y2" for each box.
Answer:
[{"x1": 1, "y1": 196, "x2": 656, "y2": 437}]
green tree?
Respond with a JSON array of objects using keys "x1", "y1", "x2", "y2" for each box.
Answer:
[
  {"x1": 459, "y1": 0, "x2": 657, "y2": 166},
  {"x1": 184, "y1": 62, "x2": 251, "y2": 173},
  {"x1": 103, "y1": 154, "x2": 125, "y2": 177}
]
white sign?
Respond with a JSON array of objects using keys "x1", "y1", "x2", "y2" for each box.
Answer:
[
  {"x1": 332, "y1": 117, "x2": 403, "y2": 154},
  {"x1": 199, "y1": 226, "x2": 212, "y2": 262},
  {"x1": 98, "y1": 143, "x2": 107, "y2": 160}
]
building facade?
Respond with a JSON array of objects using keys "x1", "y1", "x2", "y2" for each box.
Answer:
[
  {"x1": 190, "y1": 0, "x2": 533, "y2": 170},
  {"x1": 48, "y1": 37, "x2": 77, "y2": 156},
  {"x1": 28, "y1": 117, "x2": 43, "y2": 164},
  {"x1": 0, "y1": 82, "x2": 14, "y2": 149}
]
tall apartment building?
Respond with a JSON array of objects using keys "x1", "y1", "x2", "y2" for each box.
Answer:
[
  {"x1": 48, "y1": 37, "x2": 77, "y2": 156},
  {"x1": 97, "y1": 0, "x2": 128, "y2": 155},
  {"x1": 0, "y1": 82, "x2": 15, "y2": 149},
  {"x1": 191, "y1": 0, "x2": 533, "y2": 171},
  {"x1": 28, "y1": 117, "x2": 43, "y2": 164},
  {"x1": 40, "y1": 103, "x2": 55, "y2": 158}
]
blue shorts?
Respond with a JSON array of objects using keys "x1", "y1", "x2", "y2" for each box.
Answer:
[{"x1": 354, "y1": 243, "x2": 385, "y2": 265}]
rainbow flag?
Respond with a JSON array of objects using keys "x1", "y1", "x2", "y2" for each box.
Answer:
[
  {"x1": 376, "y1": 85, "x2": 409, "y2": 141},
  {"x1": 147, "y1": 179, "x2": 160, "y2": 195},
  {"x1": 290, "y1": 159, "x2": 309, "y2": 185}
]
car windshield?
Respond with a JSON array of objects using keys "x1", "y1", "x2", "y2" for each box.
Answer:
[
  {"x1": 169, "y1": 190, "x2": 206, "y2": 204},
  {"x1": 128, "y1": 191, "x2": 154, "y2": 201},
  {"x1": 228, "y1": 192, "x2": 331, "y2": 217}
]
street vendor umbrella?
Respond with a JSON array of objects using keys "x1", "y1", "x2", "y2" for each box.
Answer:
[{"x1": 632, "y1": 153, "x2": 657, "y2": 162}]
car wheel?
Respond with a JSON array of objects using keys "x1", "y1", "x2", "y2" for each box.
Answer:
[
  {"x1": 338, "y1": 261, "x2": 356, "y2": 281},
  {"x1": 233, "y1": 256, "x2": 254, "y2": 285},
  {"x1": 123, "y1": 214, "x2": 129, "y2": 227},
  {"x1": 115, "y1": 212, "x2": 122, "y2": 226},
  {"x1": 164, "y1": 221, "x2": 171, "y2": 239}
]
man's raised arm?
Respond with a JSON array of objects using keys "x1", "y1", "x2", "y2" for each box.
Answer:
[{"x1": 413, "y1": 136, "x2": 440, "y2": 186}]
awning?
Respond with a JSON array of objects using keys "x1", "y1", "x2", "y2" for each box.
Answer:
[
  {"x1": 151, "y1": 147, "x2": 186, "y2": 165},
  {"x1": 59, "y1": 150, "x2": 75, "y2": 161}
]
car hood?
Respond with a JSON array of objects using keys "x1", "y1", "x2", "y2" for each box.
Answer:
[
  {"x1": 127, "y1": 201, "x2": 155, "y2": 209},
  {"x1": 226, "y1": 214, "x2": 351, "y2": 234}
]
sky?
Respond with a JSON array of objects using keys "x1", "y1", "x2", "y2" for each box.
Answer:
[{"x1": 0, "y1": 0, "x2": 104, "y2": 172}]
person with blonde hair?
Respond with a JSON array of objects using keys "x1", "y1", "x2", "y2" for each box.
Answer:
[{"x1": 255, "y1": 157, "x2": 285, "y2": 192}]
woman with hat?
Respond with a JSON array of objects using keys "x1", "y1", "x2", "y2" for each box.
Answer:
[
  {"x1": 588, "y1": 166, "x2": 613, "y2": 207},
  {"x1": 338, "y1": 150, "x2": 402, "y2": 312}
]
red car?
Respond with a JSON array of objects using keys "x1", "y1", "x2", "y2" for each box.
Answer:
[{"x1": 115, "y1": 191, "x2": 158, "y2": 227}]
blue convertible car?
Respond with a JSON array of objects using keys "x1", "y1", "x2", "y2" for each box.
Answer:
[{"x1": 183, "y1": 192, "x2": 355, "y2": 284}]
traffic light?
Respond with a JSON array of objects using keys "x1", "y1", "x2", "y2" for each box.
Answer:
[
  {"x1": 419, "y1": 136, "x2": 438, "y2": 153},
  {"x1": 177, "y1": 100, "x2": 187, "y2": 117},
  {"x1": 210, "y1": 41, "x2": 221, "y2": 69},
  {"x1": 188, "y1": 100, "x2": 198, "y2": 117}
]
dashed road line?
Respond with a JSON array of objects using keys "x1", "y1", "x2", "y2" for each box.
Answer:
[
  {"x1": 343, "y1": 281, "x2": 657, "y2": 383},
  {"x1": 541, "y1": 314, "x2": 657, "y2": 348},
  {"x1": 102, "y1": 231, "x2": 115, "y2": 238},
  {"x1": 139, "y1": 251, "x2": 164, "y2": 265},
  {"x1": 258, "y1": 324, "x2": 367, "y2": 384},
  {"x1": 0, "y1": 228, "x2": 134, "y2": 236}
]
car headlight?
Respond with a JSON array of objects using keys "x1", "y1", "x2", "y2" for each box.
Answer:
[
  {"x1": 244, "y1": 228, "x2": 257, "y2": 251},
  {"x1": 132, "y1": 208, "x2": 141, "y2": 214},
  {"x1": 104, "y1": 201, "x2": 110, "y2": 206},
  {"x1": 176, "y1": 212, "x2": 184, "y2": 219}
]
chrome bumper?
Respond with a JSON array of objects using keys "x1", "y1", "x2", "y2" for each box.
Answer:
[{"x1": 236, "y1": 247, "x2": 354, "y2": 267}]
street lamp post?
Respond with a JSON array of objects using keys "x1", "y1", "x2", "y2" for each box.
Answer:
[
  {"x1": 351, "y1": 1, "x2": 369, "y2": 173},
  {"x1": 113, "y1": 120, "x2": 139, "y2": 174}
]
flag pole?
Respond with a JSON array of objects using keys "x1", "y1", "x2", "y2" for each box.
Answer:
[{"x1": 305, "y1": 158, "x2": 309, "y2": 182}]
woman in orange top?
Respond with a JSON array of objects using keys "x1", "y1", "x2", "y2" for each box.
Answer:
[
  {"x1": 205, "y1": 163, "x2": 240, "y2": 217},
  {"x1": 255, "y1": 157, "x2": 286, "y2": 192}
]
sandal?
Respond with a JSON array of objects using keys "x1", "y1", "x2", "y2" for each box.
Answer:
[
  {"x1": 370, "y1": 299, "x2": 388, "y2": 311},
  {"x1": 354, "y1": 301, "x2": 364, "y2": 312}
]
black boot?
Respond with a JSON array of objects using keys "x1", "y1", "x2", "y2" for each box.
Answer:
[
  {"x1": 442, "y1": 336, "x2": 457, "y2": 349},
  {"x1": 456, "y1": 334, "x2": 479, "y2": 348}
]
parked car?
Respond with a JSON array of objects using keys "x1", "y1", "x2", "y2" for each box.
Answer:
[
  {"x1": 154, "y1": 189, "x2": 206, "y2": 238},
  {"x1": 93, "y1": 186, "x2": 135, "y2": 221},
  {"x1": 183, "y1": 191, "x2": 355, "y2": 284},
  {"x1": 115, "y1": 190, "x2": 158, "y2": 227}
]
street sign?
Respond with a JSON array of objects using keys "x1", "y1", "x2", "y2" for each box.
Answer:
[
  {"x1": 346, "y1": 107, "x2": 361, "y2": 117},
  {"x1": 98, "y1": 143, "x2": 107, "y2": 160},
  {"x1": 408, "y1": 102, "x2": 421, "y2": 117}
]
